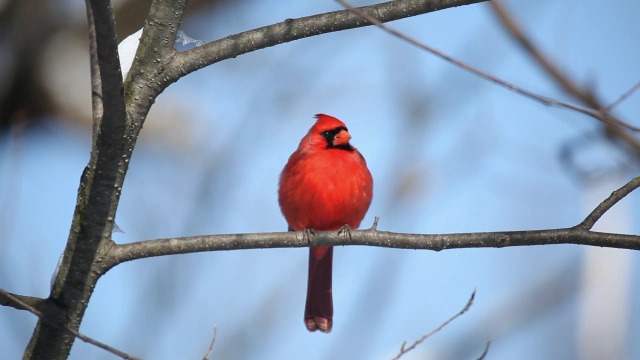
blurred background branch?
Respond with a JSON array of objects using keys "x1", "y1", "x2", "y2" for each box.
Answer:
[{"x1": 489, "y1": 1, "x2": 640, "y2": 159}]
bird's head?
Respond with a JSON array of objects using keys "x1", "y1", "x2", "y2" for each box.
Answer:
[{"x1": 306, "y1": 114, "x2": 354, "y2": 151}]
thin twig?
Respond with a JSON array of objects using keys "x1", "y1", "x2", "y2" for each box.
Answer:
[
  {"x1": 202, "y1": 325, "x2": 218, "y2": 360},
  {"x1": 475, "y1": 341, "x2": 492, "y2": 360},
  {"x1": 576, "y1": 176, "x2": 640, "y2": 230},
  {"x1": 372, "y1": 216, "x2": 380, "y2": 230},
  {"x1": 0, "y1": 289, "x2": 141, "y2": 360},
  {"x1": 337, "y1": 0, "x2": 639, "y2": 132},
  {"x1": 603, "y1": 80, "x2": 640, "y2": 112},
  {"x1": 390, "y1": 290, "x2": 476, "y2": 360}
]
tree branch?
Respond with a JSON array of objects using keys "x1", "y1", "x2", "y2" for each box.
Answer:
[
  {"x1": 391, "y1": 290, "x2": 477, "y2": 360},
  {"x1": 489, "y1": 1, "x2": 640, "y2": 155},
  {"x1": 0, "y1": 290, "x2": 46, "y2": 311},
  {"x1": 87, "y1": 4, "x2": 103, "y2": 137},
  {"x1": 109, "y1": 227, "x2": 640, "y2": 266},
  {"x1": 108, "y1": 176, "x2": 640, "y2": 267},
  {"x1": 125, "y1": 0, "x2": 187, "y2": 99},
  {"x1": 202, "y1": 325, "x2": 218, "y2": 360},
  {"x1": 164, "y1": 0, "x2": 487, "y2": 86},
  {"x1": 604, "y1": 80, "x2": 640, "y2": 112},
  {"x1": 576, "y1": 176, "x2": 640, "y2": 230},
  {"x1": 475, "y1": 341, "x2": 491, "y2": 360},
  {"x1": 0, "y1": 289, "x2": 140, "y2": 360},
  {"x1": 24, "y1": 0, "x2": 130, "y2": 358},
  {"x1": 337, "y1": 0, "x2": 639, "y2": 132}
]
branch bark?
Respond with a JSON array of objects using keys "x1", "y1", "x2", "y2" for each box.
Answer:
[
  {"x1": 23, "y1": 0, "x2": 130, "y2": 358},
  {"x1": 1, "y1": 290, "x2": 140, "y2": 360},
  {"x1": 107, "y1": 177, "x2": 640, "y2": 268},
  {"x1": 108, "y1": 228, "x2": 640, "y2": 267},
  {"x1": 163, "y1": 0, "x2": 487, "y2": 89}
]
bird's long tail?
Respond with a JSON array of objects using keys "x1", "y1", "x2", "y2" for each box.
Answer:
[{"x1": 305, "y1": 246, "x2": 333, "y2": 333}]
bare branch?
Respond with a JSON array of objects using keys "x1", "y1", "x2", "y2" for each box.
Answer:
[
  {"x1": 338, "y1": 0, "x2": 640, "y2": 132},
  {"x1": 0, "y1": 290, "x2": 46, "y2": 311},
  {"x1": 164, "y1": 0, "x2": 486, "y2": 85},
  {"x1": 0, "y1": 289, "x2": 140, "y2": 360},
  {"x1": 576, "y1": 176, "x2": 640, "y2": 230},
  {"x1": 489, "y1": 1, "x2": 640, "y2": 155},
  {"x1": 126, "y1": 0, "x2": 187, "y2": 91},
  {"x1": 108, "y1": 176, "x2": 640, "y2": 266},
  {"x1": 142, "y1": 0, "x2": 187, "y2": 54},
  {"x1": 390, "y1": 290, "x2": 476, "y2": 360},
  {"x1": 475, "y1": 341, "x2": 492, "y2": 360},
  {"x1": 25, "y1": 0, "x2": 130, "y2": 358},
  {"x1": 86, "y1": 4, "x2": 102, "y2": 137},
  {"x1": 603, "y1": 80, "x2": 640, "y2": 112},
  {"x1": 202, "y1": 325, "x2": 218, "y2": 360},
  {"x1": 86, "y1": 0, "x2": 126, "y2": 132},
  {"x1": 489, "y1": 1, "x2": 595, "y2": 105},
  {"x1": 372, "y1": 216, "x2": 381, "y2": 230},
  {"x1": 110, "y1": 228, "x2": 640, "y2": 265}
]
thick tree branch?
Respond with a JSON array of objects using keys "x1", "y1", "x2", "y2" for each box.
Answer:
[
  {"x1": 338, "y1": 0, "x2": 639, "y2": 132},
  {"x1": 110, "y1": 228, "x2": 640, "y2": 266},
  {"x1": 139, "y1": 0, "x2": 186, "y2": 56},
  {"x1": 24, "y1": 0, "x2": 130, "y2": 358},
  {"x1": 87, "y1": 5, "x2": 103, "y2": 137},
  {"x1": 88, "y1": 0, "x2": 126, "y2": 133},
  {"x1": 164, "y1": 0, "x2": 487, "y2": 86},
  {"x1": 125, "y1": 0, "x2": 187, "y2": 101}
]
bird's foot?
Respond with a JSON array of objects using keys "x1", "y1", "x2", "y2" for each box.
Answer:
[
  {"x1": 337, "y1": 224, "x2": 353, "y2": 244},
  {"x1": 303, "y1": 228, "x2": 316, "y2": 244}
]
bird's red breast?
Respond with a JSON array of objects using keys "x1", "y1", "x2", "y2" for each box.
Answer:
[
  {"x1": 279, "y1": 114, "x2": 373, "y2": 232},
  {"x1": 278, "y1": 114, "x2": 373, "y2": 333}
]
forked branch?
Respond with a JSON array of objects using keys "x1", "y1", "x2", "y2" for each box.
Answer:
[
  {"x1": 390, "y1": 290, "x2": 479, "y2": 360},
  {"x1": 0, "y1": 289, "x2": 140, "y2": 360}
]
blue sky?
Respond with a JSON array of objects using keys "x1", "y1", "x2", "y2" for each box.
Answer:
[{"x1": 1, "y1": 0, "x2": 640, "y2": 359}]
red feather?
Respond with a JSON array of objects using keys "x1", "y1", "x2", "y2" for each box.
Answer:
[{"x1": 278, "y1": 114, "x2": 373, "y2": 333}]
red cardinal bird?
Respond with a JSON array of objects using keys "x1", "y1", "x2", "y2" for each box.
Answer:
[{"x1": 278, "y1": 114, "x2": 373, "y2": 333}]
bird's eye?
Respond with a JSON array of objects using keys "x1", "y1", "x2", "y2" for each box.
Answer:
[{"x1": 321, "y1": 130, "x2": 334, "y2": 142}]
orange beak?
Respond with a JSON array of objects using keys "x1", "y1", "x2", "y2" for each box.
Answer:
[{"x1": 333, "y1": 129, "x2": 351, "y2": 146}]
